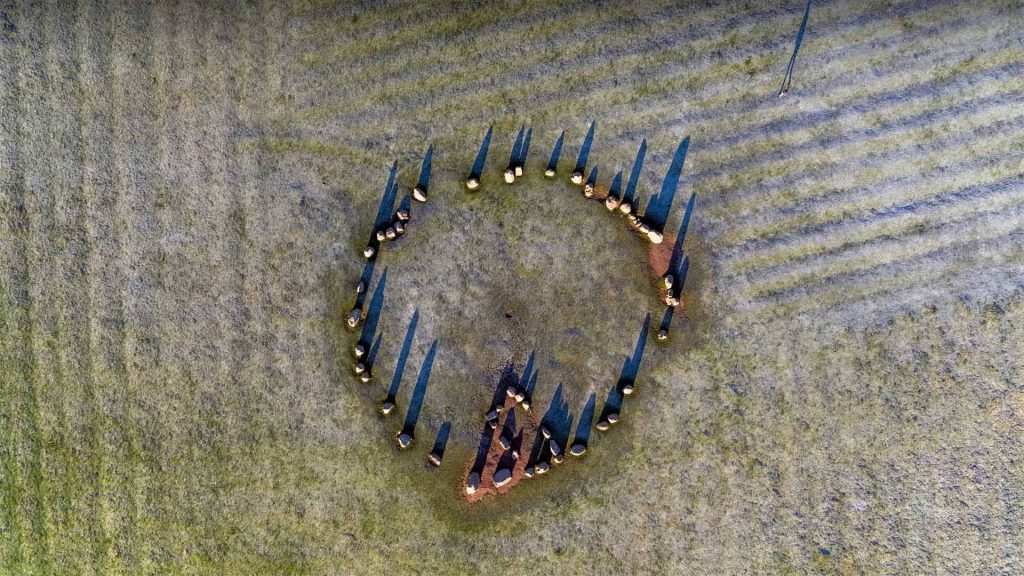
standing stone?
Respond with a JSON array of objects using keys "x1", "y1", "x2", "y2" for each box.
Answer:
[
  {"x1": 662, "y1": 274, "x2": 674, "y2": 290},
  {"x1": 596, "y1": 419, "x2": 610, "y2": 431},
  {"x1": 570, "y1": 170, "x2": 583, "y2": 185},
  {"x1": 605, "y1": 195, "x2": 621, "y2": 211},
  {"x1": 545, "y1": 168, "x2": 556, "y2": 178},
  {"x1": 466, "y1": 472, "x2": 481, "y2": 494},
  {"x1": 647, "y1": 229, "x2": 664, "y2": 244},
  {"x1": 376, "y1": 230, "x2": 387, "y2": 242},
  {"x1": 607, "y1": 412, "x2": 620, "y2": 424},
  {"x1": 412, "y1": 186, "x2": 428, "y2": 203},
  {"x1": 381, "y1": 400, "x2": 396, "y2": 415},
  {"x1": 428, "y1": 453, "x2": 442, "y2": 467},
  {"x1": 354, "y1": 362, "x2": 366, "y2": 375},
  {"x1": 504, "y1": 168, "x2": 515, "y2": 184},
  {"x1": 535, "y1": 461, "x2": 550, "y2": 475},
  {"x1": 354, "y1": 343, "x2": 366, "y2": 358},
  {"x1": 363, "y1": 246, "x2": 376, "y2": 259},
  {"x1": 570, "y1": 443, "x2": 587, "y2": 456},
  {"x1": 385, "y1": 227, "x2": 397, "y2": 240},
  {"x1": 396, "y1": 432, "x2": 413, "y2": 449},
  {"x1": 396, "y1": 209, "x2": 410, "y2": 222},
  {"x1": 347, "y1": 308, "x2": 362, "y2": 328},
  {"x1": 394, "y1": 221, "x2": 405, "y2": 235},
  {"x1": 524, "y1": 466, "x2": 535, "y2": 478},
  {"x1": 494, "y1": 468, "x2": 512, "y2": 487},
  {"x1": 514, "y1": 166, "x2": 523, "y2": 177},
  {"x1": 466, "y1": 177, "x2": 480, "y2": 191},
  {"x1": 541, "y1": 426, "x2": 552, "y2": 440},
  {"x1": 356, "y1": 281, "x2": 366, "y2": 294},
  {"x1": 359, "y1": 370, "x2": 372, "y2": 384},
  {"x1": 657, "y1": 328, "x2": 669, "y2": 341},
  {"x1": 621, "y1": 381, "x2": 634, "y2": 395}
]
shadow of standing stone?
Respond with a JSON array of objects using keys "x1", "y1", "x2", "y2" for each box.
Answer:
[
  {"x1": 397, "y1": 339, "x2": 438, "y2": 448},
  {"x1": 428, "y1": 421, "x2": 451, "y2": 467}
]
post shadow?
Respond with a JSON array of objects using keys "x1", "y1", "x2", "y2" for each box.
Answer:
[
  {"x1": 499, "y1": 407, "x2": 517, "y2": 450},
  {"x1": 416, "y1": 144, "x2": 433, "y2": 193},
  {"x1": 539, "y1": 383, "x2": 574, "y2": 458},
  {"x1": 670, "y1": 193, "x2": 697, "y2": 269},
  {"x1": 572, "y1": 120, "x2": 596, "y2": 177},
  {"x1": 509, "y1": 351, "x2": 535, "y2": 398},
  {"x1": 522, "y1": 369, "x2": 539, "y2": 411},
  {"x1": 779, "y1": 0, "x2": 812, "y2": 97},
  {"x1": 571, "y1": 393, "x2": 596, "y2": 455},
  {"x1": 353, "y1": 256, "x2": 377, "y2": 312},
  {"x1": 507, "y1": 125, "x2": 525, "y2": 172},
  {"x1": 396, "y1": 194, "x2": 411, "y2": 223},
  {"x1": 546, "y1": 130, "x2": 565, "y2": 175},
  {"x1": 363, "y1": 332, "x2": 382, "y2": 378},
  {"x1": 399, "y1": 339, "x2": 438, "y2": 444},
  {"x1": 471, "y1": 418, "x2": 494, "y2": 475},
  {"x1": 624, "y1": 138, "x2": 647, "y2": 204},
  {"x1": 586, "y1": 165, "x2": 599, "y2": 189},
  {"x1": 597, "y1": 384, "x2": 624, "y2": 431},
  {"x1": 644, "y1": 137, "x2": 689, "y2": 233},
  {"x1": 383, "y1": 309, "x2": 418, "y2": 412},
  {"x1": 358, "y1": 268, "x2": 388, "y2": 349},
  {"x1": 469, "y1": 125, "x2": 493, "y2": 182},
  {"x1": 428, "y1": 421, "x2": 451, "y2": 466}
]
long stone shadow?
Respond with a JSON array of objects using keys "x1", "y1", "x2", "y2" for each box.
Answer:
[
  {"x1": 660, "y1": 256, "x2": 689, "y2": 338},
  {"x1": 506, "y1": 125, "x2": 525, "y2": 173},
  {"x1": 468, "y1": 125, "x2": 493, "y2": 183},
  {"x1": 519, "y1": 127, "x2": 532, "y2": 172},
  {"x1": 367, "y1": 162, "x2": 399, "y2": 256},
  {"x1": 623, "y1": 138, "x2": 647, "y2": 204},
  {"x1": 523, "y1": 368, "x2": 539, "y2": 412},
  {"x1": 546, "y1": 130, "x2": 565, "y2": 175},
  {"x1": 571, "y1": 393, "x2": 597, "y2": 455},
  {"x1": 429, "y1": 421, "x2": 451, "y2": 467},
  {"x1": 572, "y1": 120, "x2": 596, "y2": 179},
  {"x1": 398, "y1": 339, "x2": 438, "y2": 447},
  {"x1": 358, "y1": 268, "x2": 388, "y2": 350},
  {"x1": 667, "y1": 193, "x2": 697, "y2": 278},
  {"x1": 354, "y1": 254, "x2": 378, "y2": 312},
  {"x1": 779, "y1": 0, "x2": 812, "y2": 96},
  {"x1": 416, "y1": 144, "x2": 433, "y2": 195},
  {"x1": 539, "y1": 383, "x2": 574, "y2": 462},
  {"x1": 600, "y1": 314, "x2": 650, "y2": 428},
  {"x1": 363, "y1": 332, "x2": 382, "y2": 381},
  {"x1": 383, "y1": 309, "x2": 418, "y2": 413},
  {"x1": 606, "y1": 170, "x2": 621, "y2": 203},
  {"x1": 470, "y1": 419, "x2": 494, "y2": 478},
  {"x1": 644, "y1": 137, "x2": 690, "y2": 233}
]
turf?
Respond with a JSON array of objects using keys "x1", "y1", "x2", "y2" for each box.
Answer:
[{"x1": 1, "y1": 0, "x2": 1022, "y2": 573}]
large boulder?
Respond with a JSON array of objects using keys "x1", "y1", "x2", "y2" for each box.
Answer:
[
  {"x1": 412, "y1": 186, "x2": 428, "y2": 203},
  {"x1": 466, "y1": 472, "x2": 480, "y2": 494},
  {"x1": 396, "y1": 432, "x2": 413, "y2": 449},
  {"x1": 493, "y1": 468, "x2": 512, "y2": 487}
]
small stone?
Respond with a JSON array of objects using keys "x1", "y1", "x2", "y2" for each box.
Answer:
[
  {"x1": 493, "y1": 468, "x2": 512, "y2": 487},
  {"x1": 647, "y1": 229, "x2": 664, "y2": 244},
  {"x1": 544, "y1": 168, "x2": 556, "y2": 178},
  {"x1": 385, "y1": 226, "x2": 396, "y2": 240},
  {"x1": 427, "y1": 453, "x2": 442, "y2": 467},
  {"x1": 466, "y1": 177, "x2": 480, "y2": 191},
  {"x1": 541, "y1": 426, "x2": 552, "y2": 440},
  {"x1": 346, "y1": 308, "x2": 362, "y2": 328},
  {"x1": 363, "y1": 246, "x2": 376, "y2": 259},
  {"x1": 486, "y1": 409, "x2": 498, "y2": 422},
  {"x1": 570, "y1": 171, "x2": 583, "y2": 185},
  {"x1": 466, "y1": 472, "x2": 480, "y2": 494},
  {"x1": 396, "y1": 432, "x2": 413, "y2": 449},
  {"x1": 499, "y1": 435, "x2": 511, "y2": 451},
  {"x1": 359, "y1": 370, "x2": 372, "y2": 384},
  {"x1": 412, "y1": 186, "x2": 428, "y2": 202},
  {"x1": 607, "y1": 412, "x2": 620, "y2": 424},
  {"x1": 549, "y1": 440, "x2": 562, "y2": 457},
  {"x1": 605, "y1": 196, "x2": 621, "y2": 211},
  {"x1": 596, "y1": 419, "x2": 610, "y2": 431},
  {"x1": 570, "y1": 444, "x2": 587, "y2": 456},
  {"x1": 381, "y1": 400, "x2": 395, "y2": 415},
  {"x1": 521, "y1": 399, "x2": 531, "y2": 411},
  {"x1": 396, "y1": 209, "x2": 410, "y2": 222},
  {"x1": 354, "y1": 343, "x2": 366, "y2": 358},
  {"x1": 622, "y1": 381, "x2": 634, "y2": 395},
  {"x1": 394, "y1": 221, "x2": 405, "y2": 235},
  {"x1": 504, "y1": 169, "x2": 515, "y2": 184},
  {"x1": 552, "y1": 452, "x2": 564, "y2": 465},
  {"x1": 523, "y1": 466, "x2": 535, "y2": 478},
  {"x1": 354, "y1": 362, "x2": 366, "y2": 375},
  {"x1": 657, "y1": 328, "x2": 669, "y2": 341},
  {"x1": 663, "y1": 275, "x2": 674, "y2": 290},
  {"x1": 535, "y1": 461, "x2": 550, "y2": 474},
  {"x1": 375, "y1": 230, "x2": 387, "y2": 242},
  {"x1": 514, "y1": 166, "x2": 523, "y2": 177}
]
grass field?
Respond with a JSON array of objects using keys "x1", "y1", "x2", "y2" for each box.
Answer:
[{"x1": 1, "y1": 0, "x2": 1023, "y2": 573}]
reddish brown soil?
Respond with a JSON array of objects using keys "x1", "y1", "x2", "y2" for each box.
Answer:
[{"x1": 462, "y1": 395, "x2": 546, "y2": 503}]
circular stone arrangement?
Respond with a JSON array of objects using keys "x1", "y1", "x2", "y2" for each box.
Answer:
[{"x1": 343, "y1": 121, "x2": 697, "y2": 500}]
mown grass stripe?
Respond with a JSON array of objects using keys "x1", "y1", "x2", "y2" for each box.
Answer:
[
  {"x1": 9, "y1": 2, "x2": 53, "y2": 569},
  {"x1": 289, "y1": 0, "x2": 974, "y2": 134},
  {"x1": 744, "y1": 197, "x2": 1024, "y2": 303},
  {"x1": 709, "y1": 117, "x2": 1024, "y2": 250},
  {"x1": 722, "y1": 159, "x2": 1024, "y2": 275},
  {"x1": 744, "y1": 234, "x2": 1024, "y2": 321}
]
